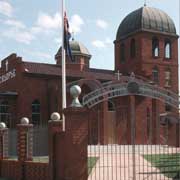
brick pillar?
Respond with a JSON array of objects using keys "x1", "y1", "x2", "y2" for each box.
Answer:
[
  {"x1": 0, "y1": 123, "x2": 8, "y2": 159},
  {"x1": 54, "y1": 107, "x2": 88, "y2": 180},
  {"x1": 48, "y1": 113, "x2": 62, "y2": 180},
  {"x1": 17, "y1": 118, "x2": 33, "y2": 161}
]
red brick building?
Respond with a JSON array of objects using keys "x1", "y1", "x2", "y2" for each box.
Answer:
[{"x1": 0, "y1": 6, "x2": 179, "y2": 145}]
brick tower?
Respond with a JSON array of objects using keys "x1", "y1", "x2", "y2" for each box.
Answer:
[
  {"x1": 55, "y1": 40, "x2": 92, "y2": 71},
  {"x1": 114, "y1": 6, "x2": 179, "y2": 144}
]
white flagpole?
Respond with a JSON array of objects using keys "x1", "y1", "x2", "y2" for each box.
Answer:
[{"x1": 61, "y1": 0, "x2": 66, "y2": 131}]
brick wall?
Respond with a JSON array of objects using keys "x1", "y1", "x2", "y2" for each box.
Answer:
[
  {"x1": 0, "y1": 159, "x2": 49, "y2": 180},
  {"x1": 24, "y1": 161, "x2": 49, "y2": 180},
  {"x1": 0, "y1": 160, "x2": 22, "y2": 180}
]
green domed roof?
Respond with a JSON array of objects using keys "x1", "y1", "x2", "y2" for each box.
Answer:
[
  {"x1": 116, "y1": 6, "x2": 177, "y2": 40},
  {"x1": 56, "y1": 40, "x2": 91, "y2": 59}
]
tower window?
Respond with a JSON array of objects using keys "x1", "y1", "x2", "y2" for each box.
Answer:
[
  {"x1": 130, "y1": 39, "x2": 136, "y2": 58},
  {"x1": 32, "y1": 100, "x2": 41, "y2": 126},
  {"x1": 120, "y1": 43, "x2": 126, "y2": 63},
  {"x1": 152, "y1": 38, "x2": 159, "y2": 57},
  {"x1": 165, "y1": 40, "x2": 171, "y2": 59},
  {"x1": 164, "y1": 68, "x2": 171, "y2": 87},
  {"x1": 152, "y1": 66, "x2": 159, "y2": 83}
]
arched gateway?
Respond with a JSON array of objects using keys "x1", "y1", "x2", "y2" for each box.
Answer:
[
  {"x1": 82, "y1": 75, "x2": 179, "y2": 109},
  {"x1": 77, "y1": 75, "x2": 180, "y2": 180}
]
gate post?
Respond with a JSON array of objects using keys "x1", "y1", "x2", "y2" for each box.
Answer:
[
  {"x1": 54, "y1": 85, "x2": 88, "y2": 180},
  {"x1": 17, "y1": 117, "x2": 33, "y2": 161},
  {"x1": 0, "y1": 123, "x2": 8, "y2": 159},
  {"x1": 48, "y1": 112, "x2": 62, "y2": 180}
]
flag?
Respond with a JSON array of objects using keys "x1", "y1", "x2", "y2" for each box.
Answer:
[{"x1": 64, "y1": 12, "x2": 74, "y2": 62}]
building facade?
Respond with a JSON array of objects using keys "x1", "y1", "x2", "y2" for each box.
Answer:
[{"x1": 0, "y1": 6, "x2": 179, "y2": 145}]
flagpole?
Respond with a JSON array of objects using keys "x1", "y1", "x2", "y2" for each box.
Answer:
[{"x1": 61, "y1": 0, "x2": 66, "y2": 131}]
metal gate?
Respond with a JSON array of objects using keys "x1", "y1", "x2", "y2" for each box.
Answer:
[{"x1": 83, "y1": 77, "x2": 180, "y2": 180}]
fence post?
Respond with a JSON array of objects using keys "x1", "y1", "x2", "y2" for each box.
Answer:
[
  {"x1": 48, "y1": 112, "x2": 62, "y2": 180},
  {"x1": 17, "y1": 117, "x2": 33, "y2": 161},
  {"x1": 0, "y1": 123, "x2": 8, "y2": 159}
]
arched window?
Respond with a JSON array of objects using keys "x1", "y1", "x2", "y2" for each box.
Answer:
[
  {"x1": 152, "y1": 66, "x2": 159, "y2": 83},
  {"x1": 152, "y1": 37, "x2": 159, "y2": 57},
  {"x1": 165, "y1": 40, "x2": 171, "y2": 59},
  {"x1": 165, "y1": 68, "x2": 171, "y2": 87},
  {"x1": 120, "y1": 43, "x2": 125, "y2": 63},
  {"x1": 0, "y1": 101, "x2": 10, "y2": 127},
  {"x1": 130, "y1": 39, "x2": 136, "y2": 58},
  {"x1": 108, "y1": 100, "x2": 115, "y2": 111},
  {"x1": 32, "y1": 100, "x2": 41, "y2": 126}
]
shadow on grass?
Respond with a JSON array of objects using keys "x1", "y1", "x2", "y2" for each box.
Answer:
[{"x1": 143, "y1": 153, "x2": 180, "y2": 179}]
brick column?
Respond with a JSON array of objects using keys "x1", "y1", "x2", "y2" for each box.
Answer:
[
  {"x1": 17, "y1": 118, "x2": 33, "y2": 161},
  {"x1": 48, "y1": 113, "x2": 62, "y2": 180},
  {"x1": 52, "y1": 85, "x2": 88, "y2": 180},
  {"x1": 55, "y1": 107, "x2": 88, "y2": 180},
  {"x1": 0, "y1": 123, "x2": 8, "y2": 159}
]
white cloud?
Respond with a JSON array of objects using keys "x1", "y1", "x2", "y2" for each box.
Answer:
[
  {"x1": 34, "y1": 52, "x2": 52, "y2": 59},
  {"x1": 54, "y1": 37, "x2": 62, "y2": 44},
  {"x1": 96, "y1": 19, "x2": 108, "y2": 29},
  {"x1": 92, "y1": 37, "x2": 112, "y2": 49},
  {"x1": 105, "y1": 37, "x2": 112, "y2": 44},
  {"x1": 4, "y1": 19, "x2": 26, "y2": 29},
  {"x1": 36, "y1": 12, "x2": 61, "y2": 30},
  {"x1": 30, "y1": 26, "x2": 43, "y2": 34},
  {"x1": 92, "y1": 40, "x2": 106, "y2": 48},
  {"x1": 0, "y1": 1, "x2": 13, "y2": 17},
  {"x1": 69, "y1": 14, "x2": 84, "y2": 34},
  {"x1": 2, "y1": 29, "x2": 35, "y2": 44}
]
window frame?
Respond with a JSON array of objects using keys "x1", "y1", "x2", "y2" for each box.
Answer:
[
  {"x1": 0, "y1": 101, "x2": 11, "y2": 127},
  {"x1": 152, "y1": 37, "x2": 159, "y2": 58},
  {"x1": 152, "y1": 66, "x2": 159, "y2": 83},
  {"x1": 164, "y1": 68, "x2": 171, "y2": 87},
  {"x1": 164, "y1": 40, "x2": 171, "y2": 59},
  {"x1": 32, "y1": 100, "x2": 41, "y2": 126}
]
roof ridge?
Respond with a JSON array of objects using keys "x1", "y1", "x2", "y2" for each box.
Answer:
[{"x1": 23, "y1": 61, "x2": 57, "y2": 67}]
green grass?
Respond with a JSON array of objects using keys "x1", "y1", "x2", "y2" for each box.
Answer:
[
  {"x1": 143, "y1": 153, "x2": 180, "y2": 178},
  {"x1": 88, "y1": 157, "x2": 99, "y2": 175}
]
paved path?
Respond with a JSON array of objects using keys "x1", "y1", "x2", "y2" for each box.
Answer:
[{"x1": 88, "y1": 145, "x2": 179, "y2": 180}]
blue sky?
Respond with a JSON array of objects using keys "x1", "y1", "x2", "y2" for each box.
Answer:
[{"x1": 0, "y1": 0, "x2": 179, "y2": 70}]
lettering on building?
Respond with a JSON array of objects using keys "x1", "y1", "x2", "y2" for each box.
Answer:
[{"x1": 0, "y1": 69, "x2": 16, "y2": 84}]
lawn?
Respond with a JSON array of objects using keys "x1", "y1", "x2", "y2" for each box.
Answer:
[
  {"x1": 88, "y1": 157, "x2": 99, "y2": 175},
  {"x1": 143, "y1": 153, "x2": 180, "y2": 178}
]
